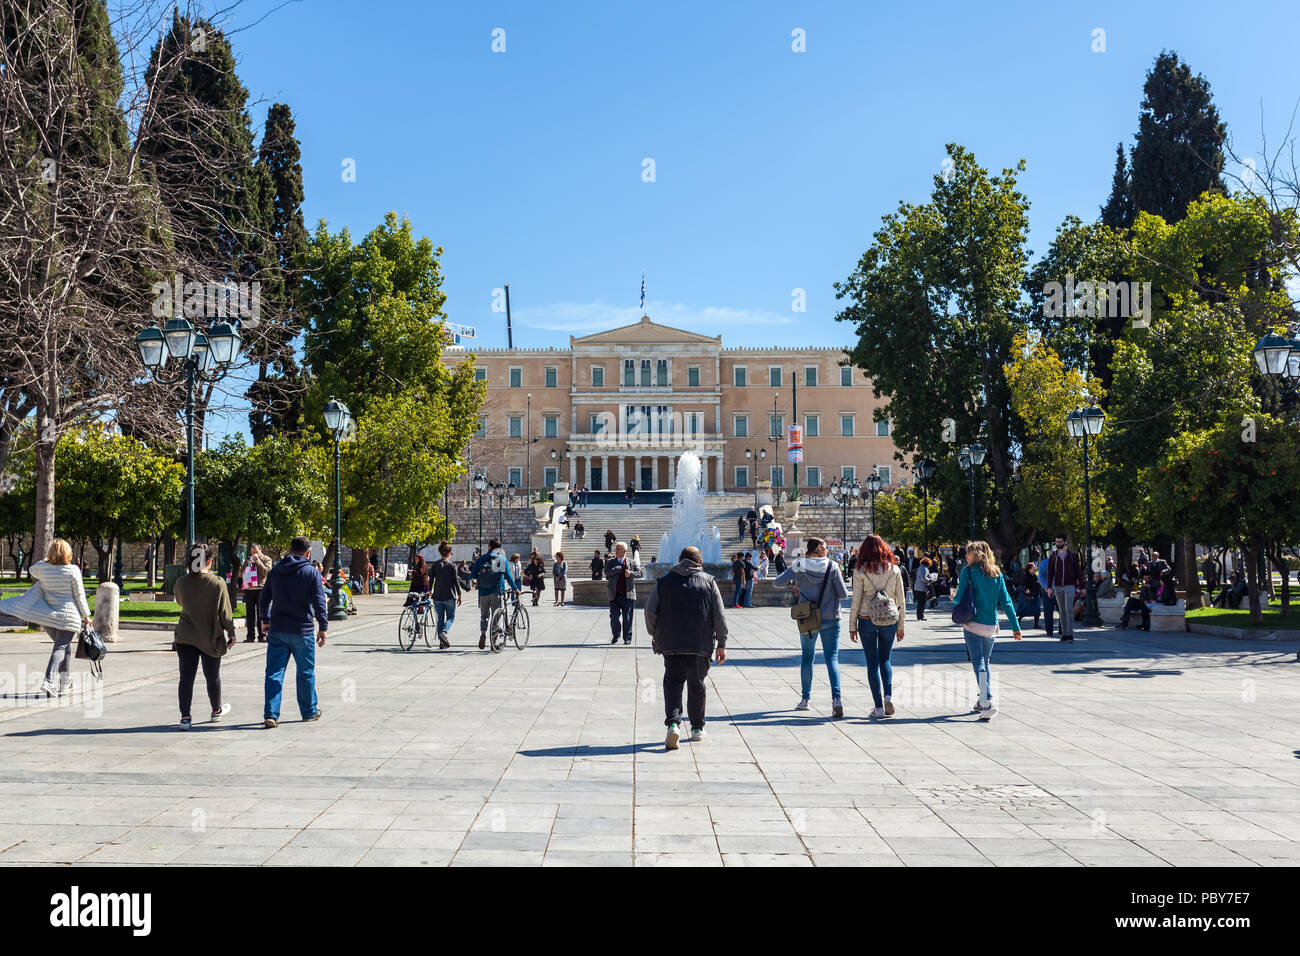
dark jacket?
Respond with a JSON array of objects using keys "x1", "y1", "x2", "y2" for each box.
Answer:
[
  {"x1": 259, "y1": 553, "x2": 328, "y2": 638},
  {"x1": 1042, "y1": 549, "x2": 1085, "y2": 589},
  {"x1": 431, "y1": 559, "x2": 461, "y2": 601},
  {"x1": 603, "y1": 555, "x2": 645, "y2": 601},
  {"x1": 644, "y1": 561, "x2": 729, "y2": 655},
  {"x1": 590, "y1": 555, "x2": 603, "y2": 580}
]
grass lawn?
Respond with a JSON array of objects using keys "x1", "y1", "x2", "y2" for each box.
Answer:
[{"x1": 1186, "y1": 605, "x2": 1300, "y2": 630}]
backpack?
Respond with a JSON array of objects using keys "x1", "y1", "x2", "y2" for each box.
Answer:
[
  {"x1": 476, "y1": 555, "x2": 503, "y2": 592},
  {"x1": 860, "y1": 569, "x2": 899, "y2": 625}
]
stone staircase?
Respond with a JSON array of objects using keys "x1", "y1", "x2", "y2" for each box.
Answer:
[{"x1": 560, "y1": 493, "x2": 758, "y2": 561}]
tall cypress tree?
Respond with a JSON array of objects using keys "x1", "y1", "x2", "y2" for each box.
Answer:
[
  {"x1": 1099, "y1": 143, "x2": 1132, "y2": 229},
  {"x1": 1127, "y1": 51, "x2": 1226, "y2": 224}
]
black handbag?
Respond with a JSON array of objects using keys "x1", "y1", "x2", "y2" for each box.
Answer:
[{"x1": 75, "y1": 622, "x2": 106, "y2": 679}]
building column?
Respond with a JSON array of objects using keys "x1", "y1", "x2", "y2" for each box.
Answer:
[
  {"x1": 701, "y1": 456, "x2": 710, "y2": 493},
  {"x1": 569, "y1": 455, "x2": 576, "y2": 486},
  {"x1": 667, "y1": 455, "x2": 676, "y2": 490},
  {"x1": 583, "y1": 455, "x2": 590, "y2": 488},
  {"x1": 617, "y1": 456, "x2": 625, "y2": 489}
]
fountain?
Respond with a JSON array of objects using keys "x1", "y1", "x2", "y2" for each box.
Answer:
[{"x1": 656, "y1": 451, "x2": 723, "y2": 565}]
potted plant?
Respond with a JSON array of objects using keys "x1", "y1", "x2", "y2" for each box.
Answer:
[{"x1": 783, "y1": 488, "x2": 802, "y2": 521}]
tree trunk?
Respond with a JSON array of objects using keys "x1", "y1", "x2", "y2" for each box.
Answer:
[
  {"x1": 95, "y1": 538, "x2": 112, "y2": 582},
  {"x1": 1181, "y1": 534, "x2": 1203, "y2": 609},
  {"x1": 1244, "y1": 534, "x2": 1264, "y2": 623},
  {"x1": 350, "y1": 545, "x2": 370, "y2": 595},
  {"x1": 1266, "y1": 539, "x2": 1290, "y2": 615},
  {"x1": 32, "y1": 415, "x2": 57, "y2": 562},
  {"x1": 322, "y1": 541, "x2": 338, "y2": 577}
]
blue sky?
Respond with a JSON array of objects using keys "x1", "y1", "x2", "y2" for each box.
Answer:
[{"x1": 198, "y1": 0, "x2": 1297, "y2": 435}]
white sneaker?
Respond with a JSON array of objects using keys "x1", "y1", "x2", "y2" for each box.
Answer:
[
  {"x1": 883, "y1": 697, "x2": 895, "y2": 716},
  {"x1": 211, "y1": 702, "x2": 232, "y2": 721},
  {"x1": 795, "y1": 699, "x2": 810, "y2": 711},
  {"x1": 869, "y1": 706, "x2": 885, "y2": 719},
  {"x1": 690, "y1": 727, "x2": 707, "y2": 742},
  {"x1": 978, "y1": 705, "x2": 997, "y2": 721},
  {"x1": 57, "y1": 675, "x2": 72, "y2": 695},
  {"x1": 971, "y1": 701, "x2": 990, "y2": 713},
  {"x1": 38, "y1": 680, "x2": 57, "y2": 698},
  {"x1": 665, "y1": 723, "x2": 680, "y2": 750}
]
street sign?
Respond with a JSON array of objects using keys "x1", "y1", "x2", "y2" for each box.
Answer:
[{"x1": 787, "y1": 424, "x2": 803, "y2": 462}]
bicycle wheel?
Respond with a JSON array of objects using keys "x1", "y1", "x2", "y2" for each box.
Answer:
[
  {"x1": 421, "y1": 603, "x2": 435, "y2": 647},
  {"x1": 488, "y1": 607, "x2": 508, "y2": 653},
  {"x1": 512, "y1": 605, "x2": 530, "y2": 649},
  {"x1": 398, "y1": 607, "x2": 419, "y2": 651}
]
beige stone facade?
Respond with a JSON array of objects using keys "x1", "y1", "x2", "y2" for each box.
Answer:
[{"x1": 444, "y1": 314, "x2": 906, "y2": 495}]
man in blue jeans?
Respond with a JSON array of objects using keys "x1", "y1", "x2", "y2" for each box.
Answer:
[{"x1": 259, "y1": 535, "x2": 328, "y2": 728}]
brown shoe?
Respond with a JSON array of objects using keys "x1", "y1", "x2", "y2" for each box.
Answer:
[
  {"x1": 304, "y1": 709, "x2": 322, "y2": 722},
  {"x1": 263, "y1": 718, "x2": 278, "y2": 728}
]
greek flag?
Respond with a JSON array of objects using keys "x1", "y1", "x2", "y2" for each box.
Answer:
[{"x1": 640, "y1": 272, "x2": 645, "y2": 310}]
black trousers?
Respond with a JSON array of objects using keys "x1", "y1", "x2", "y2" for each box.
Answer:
[
  {"x1": 663, "y1": 653, "x2": 710, "y2": 730},
  {"x1": 609, "y1": 594, "x2": 634, "y2": 641},
  {"x1": 175, "y1": 643, "x2": 222, "y2": 718},
  {"x1": 1120, "y1": 598, "x2": 1150, "y2": 629}
]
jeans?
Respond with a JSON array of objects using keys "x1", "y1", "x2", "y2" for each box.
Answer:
[
  {"x1": 663, "y1": 653, "x2": 709, "y2": 730},
  {"x1": 434, "y1": 598, "x2": 456, "y2": 636},
  {"x1": 963, "y1": 632, "x2": 996, "y2": 704},
  {"x1": 478, "y1": 593, "x2": 502, "y2": 633},
  {"x1": 1040, "y1": 591, "x2": 1055, "y2": 635},
  {"x1": 42, "y1": 627, "x2": 75, "y2": 683},
  {"x1": 264, "y1": 631, "x2": 318, "y2": 720},
  {"x1": 858, "y1": 620, "x2": 897, "y2": 708},
  {"x1": 609, "y1": 593, "x2": 634, "y2": 641},
  {"x1": 176, "y1": 642, "x2": 222, "y2": 718},
  {"x1": 799, "y1": 618, "x2": 842, "y2": 700},
  {"x1": 1053, "y1": 585, "x2": 1076, "y2": 636},
  {"x1": 742, "y1": 579, "x2": 754, "y2": 608},
  {"x1": 732, "y1": 579, "x2": 744, "y2": 607}
]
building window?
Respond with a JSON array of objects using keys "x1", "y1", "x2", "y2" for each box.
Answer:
[
  {"x1": 509, "y1": 367, "x2": 522, "y2": 388},
  {"x1": 623, "y1": 359, "x2": 635, "y2": 386},
  {"x1": 508, "y1": 467, "x2": 522, "y2": 488},
  {"x1": 656, "y1": 359, "x2": 668, "y2": 386},
  {"x1": 805, "y1": 465, "x2": 821, "y2": 488},
  {"x1": 841, "y1": 465, "x2": 856, "y2": 481},
  {"x1": 686, "y1": 412, "x2": 701, "y2": 435},
  {"x1": 805, "y1": 365, "x2": 818, "y2": 387},
  {"x1": 474, "y1": 417, "x2": 487, "y2": 438},
  {"x1": 804, "y1": 414, "x2": 819, "y2": 438},
  {"x1": 543, "y1": 415, "x2": 558, "y2": 438},
  {"x1": 507, "y1": 415, "x2": 522, "y2": 439},
  {"x1": 590, "y1": 413, "x2": 608, "y2": 434},
  {"x1": 734, "y1": 415, "x2": 748, "y2": 438},
  {"x1": 770, "y1": 465, "x2": 785, "y2": 487},
  {"x1": 544, "y1": 466, "x2": 558, "y2": 487},
  {"x1": 474, "y1": 367, "x2": 487, "y2": 382},
  {"x1": 734, "y1": 366, "x2": 747, "y2": 388},
  {"x1": 769, "y1": 414, "x2": 784, "y2": 438},
  {"x1": 655, "y1": 405, "x2": 671, "y2": 434},
  {"x1": 640, "y1": 359, "x2": 651, "y2": 387},
  {"x1": 840, "y1": 415, "x2": 855, "y2": 437},
  {"x1": 769, "y1": 366, "x2": 782, "y2": 388},
  {"x1": 840, "y1": 366, "x2": 853, "y2": 387},
  {"x1": 734, "y1": 466, "x2": 750, "y2": 488},
  {"x1": 545, "y1": 366, "x2": 558, "y2": 388},
  {"x1": 591, "y1": 365, "x2": 604, "y2": 387},
  {"x1": 687, "y1": 366, "x2": 700, "y2": 387},
  {"x1": 876, "y1": 418, "x2": 891, "y2": 437},
  {"x1": 876, "y1": 465, "x2": 892, "y2": 486}
]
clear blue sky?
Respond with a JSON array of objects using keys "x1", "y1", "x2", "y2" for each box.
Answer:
[{"x1": 209, "y1": 0, "x2": 1295, "y2": 407}]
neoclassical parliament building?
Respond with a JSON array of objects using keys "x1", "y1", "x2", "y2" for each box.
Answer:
[{"x1": 444, "y1": 314, "x2": 907, "y2": 496}]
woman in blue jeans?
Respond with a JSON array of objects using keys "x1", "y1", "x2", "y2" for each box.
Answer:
[
  {"x1": 773, "y1": 537, "x2": 849, "y2": 717},
  {"x1": 952, "y1": 541, "x2": 1022, "y2": 721},
  {"x1": 849, "y1": 535, "x2": 907, "y2": 719}
]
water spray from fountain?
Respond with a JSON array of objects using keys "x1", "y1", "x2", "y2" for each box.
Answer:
[{"x1": 657, "y1": 451, "x2": 722, "y2": 564}]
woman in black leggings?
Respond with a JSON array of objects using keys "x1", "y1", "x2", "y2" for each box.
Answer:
[{"x1": 172, "y1": 544, "x2": 237, "y2": 730}]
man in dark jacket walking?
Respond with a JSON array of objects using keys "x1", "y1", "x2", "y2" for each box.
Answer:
[
  {"x1": 645, "y1": 547, "x2": 728, "y2": 749},
  {"x1": 604, "y1": 542, "x2": 644, "y2": 644},
  {"x1": 259, "y1": 536, "x2": 328, "y2": 727}
]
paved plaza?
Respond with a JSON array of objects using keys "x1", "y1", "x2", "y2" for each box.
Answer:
[{"x1": 1, "y1": 594, "x2": 1298, "y2": 867}]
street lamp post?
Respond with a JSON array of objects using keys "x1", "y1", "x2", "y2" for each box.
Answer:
[
  {"x1": 829, "y1": 477, "x2": 861, "y2": 549},
  {"x1": 1067, "y1": 405, "x2": 1106, "y2": 626},
  {"x1": 473, "y1": 473, "x2": 488, "y2": 551},
  {"x1": 866, "y1": 469, "x2": 883, "y2": 533},
  {"x1": 917, "y1": 458, "x2": 938, "y2": 555},
  {"x1": 743, "y1": 447, "x2": 767, "y2": 511},
  {"x1": 957, "y1": 442, "x2": 986, "y2": 541},
  {"x1": 525, "y1": 393, "x2": 532, "y2": 498},
  {"x1": 323, "y1": 398, "x2": 354, "y2": 621},
  {"x1": 136, "y1": 316, "x2": 243, "y2": 552}
]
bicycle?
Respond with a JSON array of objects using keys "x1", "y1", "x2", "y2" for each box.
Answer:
[
  {"x1": 398, "y1": 592, "x2": 436, "y2": 651},
  {"x1": 488, "y1": 590, "x2": 530, "y2": 653}
]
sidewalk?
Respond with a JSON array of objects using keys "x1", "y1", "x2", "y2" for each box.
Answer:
[{"x1": 0, "y1": 595, "x2": 1296, "y2": 866}]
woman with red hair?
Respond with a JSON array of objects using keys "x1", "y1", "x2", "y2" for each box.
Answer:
[{"x1": 849, "y1": 534, "x2": 907, "y2": 719}]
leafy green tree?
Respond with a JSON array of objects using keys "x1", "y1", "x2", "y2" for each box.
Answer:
[
  {"x1": 194, "y1": 435, "x2": 329, "y2": 565},
  {"x1": 873, "y1": 484, "x2": 943, "y2": 554},
  {"x1": 835, "y1": 144, "x2": 1032, "y2": 556},
  {"x1": 1144, "y1": 415, "x2": 1300, "y2": 621},
  {"x1": 54, "y1": 427, "x2": 183, "y2": 581}
]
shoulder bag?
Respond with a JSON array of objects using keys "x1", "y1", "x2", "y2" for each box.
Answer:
[
  {"x1": 790, "y1": 565, "x2": 832, "y2": 635},
  {"x1": 951, "y1": 567, "x2": 976, "y2": 625},
  {"x1": 75, "y1": 621, "x2": 106, "y2": 679}
]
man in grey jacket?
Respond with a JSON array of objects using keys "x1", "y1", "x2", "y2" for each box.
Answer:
[
  {"x1": 604, "y1": 542, "x2": 644, "y2": 645},
  {"x1": 644, "y1": 546, "x2": 728, "y2": 749}
]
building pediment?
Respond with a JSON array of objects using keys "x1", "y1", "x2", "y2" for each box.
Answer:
[{"x1": 571, "y1": 313, "x2": 721, "y2": 347}]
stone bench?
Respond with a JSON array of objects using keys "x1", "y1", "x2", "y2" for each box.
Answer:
[
  {"x1": 1097, "y1": 595, "x2": 1126, "y2": 626},
  {"x1": 1109, "y1": 598, "x2": 1186, "y2": 632}
]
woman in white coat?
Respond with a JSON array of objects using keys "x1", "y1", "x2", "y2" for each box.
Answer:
[{"x1": 0, "y1": 539, "x2": 92, "y2": 697}]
